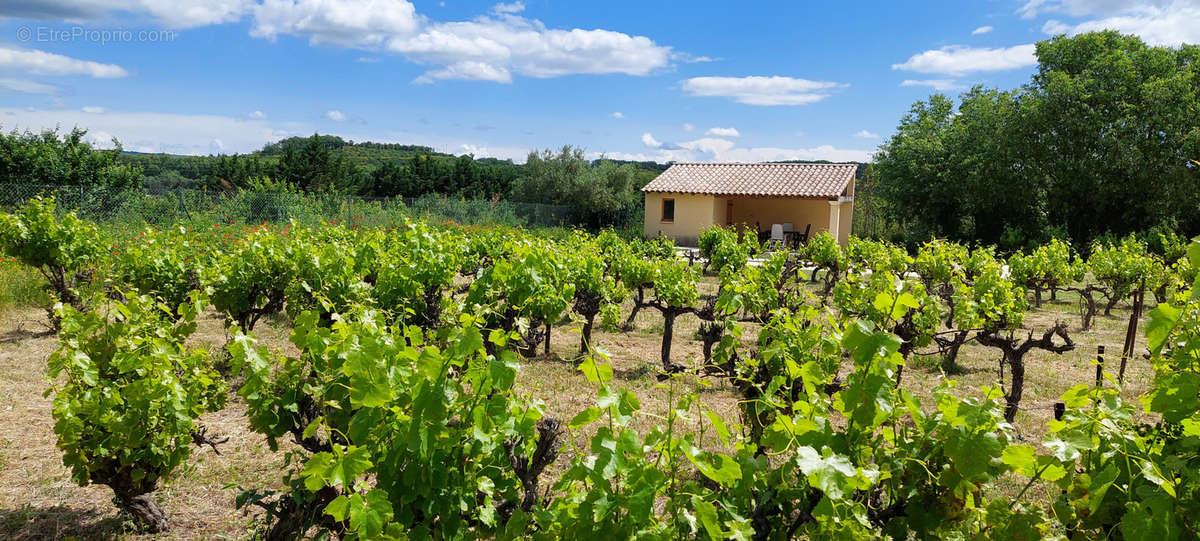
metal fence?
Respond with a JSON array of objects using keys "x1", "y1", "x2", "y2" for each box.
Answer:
[{"x1": 0, "y1": 183, "x2": 589, "y2": 229}]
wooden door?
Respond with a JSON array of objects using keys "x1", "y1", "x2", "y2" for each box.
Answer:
[{"x1": 725, "y1": 201, "x2": 733, "y2": 225}]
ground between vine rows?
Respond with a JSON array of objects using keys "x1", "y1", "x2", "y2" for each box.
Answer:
[{"x1": 0, "y1": 276, "x2": 1154, "y2": 539}]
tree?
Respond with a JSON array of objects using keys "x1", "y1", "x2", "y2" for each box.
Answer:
[
  {"x1": 0, "y1": 127, "x2": 141, "y2": 187},
  {"x1": 512, "y1": 146, "x2": 640, "y2": 228},
  {"x1": 1029, "y1": 32, "x2": 1200, "y2": 243},
  {"x1": 370, "y1": 161, "x2": 421, "y2": 197},
  {"x1": 875, "y1": 31, "x2": 1200, "y2": 248},
  {"x1": 275, "y1": 133, "x2": 364, "y2": 193}
]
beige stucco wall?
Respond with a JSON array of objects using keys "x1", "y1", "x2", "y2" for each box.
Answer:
[
  {"x1": 644, "y1": 188, "x2": 855, "y2": 246},
  {"x1": 643, "y1": 192, "x2": 719, "y2": 246},
  {"x1": 726, "y1": 197, "x2": 833, "y2": 239}
]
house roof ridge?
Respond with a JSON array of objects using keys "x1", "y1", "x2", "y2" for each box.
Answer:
[{"x1": 641, "y1": 161, "x2": 856, "y2": 198}]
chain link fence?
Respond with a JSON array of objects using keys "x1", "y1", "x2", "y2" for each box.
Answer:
[{"x1": 0, "y1": 183, "x2": 593, "y2": 230}]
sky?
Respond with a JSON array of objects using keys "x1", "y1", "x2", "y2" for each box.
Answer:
[{"x1": 0, "y1": 0, "x2": 1197, "y2": 164}]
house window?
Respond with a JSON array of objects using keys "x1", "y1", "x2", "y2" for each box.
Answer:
[{"x1": 661, "y1": 198, "x2": 675, "y2": 223}]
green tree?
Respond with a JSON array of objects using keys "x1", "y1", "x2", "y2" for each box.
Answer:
[
  {"x1": 876, "y1": 31, "x2": 1200, "y2": 247},
  {"x1": 512, "y1": 146, "x2": 640, "y2": 228},
  {"x1": 275, "y1": 133, "x2": 364, "y2": 193},
  {"x1": 0, "y1": 127, "x2": 141, "y2": 187}
]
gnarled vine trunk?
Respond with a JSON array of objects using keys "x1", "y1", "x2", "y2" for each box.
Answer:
[{"x1": 977, "y1": 322, "x2": 1074, "y2": 423}]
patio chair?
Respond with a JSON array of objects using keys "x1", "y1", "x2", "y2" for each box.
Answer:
[
  {"x1": 768, "y1": 223, "x2": 784, "y2": 250},
  {"x1": 793, "y1": 223, "x2": 811, "y2": 248}
]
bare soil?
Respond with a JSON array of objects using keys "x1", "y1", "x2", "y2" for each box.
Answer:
[{"x1": 0, "y1": 278, "x2": 1154, "y2": 539}]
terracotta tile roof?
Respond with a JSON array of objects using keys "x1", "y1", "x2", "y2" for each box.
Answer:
[{"x1": 641, "y1": 162, "x2": 857, "y2": 198}]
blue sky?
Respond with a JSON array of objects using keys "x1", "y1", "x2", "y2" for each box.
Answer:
[{"x1": 0, "y1": 0, "x2": 1195, "y2": 163}]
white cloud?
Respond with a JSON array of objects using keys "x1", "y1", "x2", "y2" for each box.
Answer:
[
  {"x1": 0, "y1": 78, "x2": 58, "y2": 94},
  {"x1": 389, "y1": 17, "x2": 672, "y2": 83},
  {"x1": 611, "y1": 111, "x2": 624, "y2": 119},
  {"x1": 1038, "y1": 2, "x2": 1200, "y2": 46},
  {"x1": 251, "y1": 0, "x2": 420, "y2": 46},
  {"x1": 0, "y1": 107, "x2": 298, "y2": 155},
  {"x1": 705, "y1": 127, "x2": 739, "y2": 137},
  {"x1": 1016, "y1": 0, "x2": 1200, "y2": 46},
  {"x1": 892, "y1": 44, "x2": 1036, "y2": 75},
  {"x1": 81, "y1": 106, "x2": 106, "y2": 114},
  {"x1": 900, "y1": 79, "x2": 968, "y2": 91},
  {"x1": 972, "y1": 25, "x2": 994, "y2": 35},
  {"x1": 1018, "y1": 0, "x2": 1166, "y2": 19},
  {"x1": 606, "y1": 133, "x2": 872, "y2": 163},
  {"x1": 678, "y1": 137, "x2": 735, "y2": 154},
  {"x1": 596, "y1": 141, "x2": 873, "y2": 164},
  {"x1": 854, "y1": 130, "x2": 879, "y2": 139},
  {"x1": 413, "y1": 61, "x2": 512, "y2": 83},
  {"x1": 682, "y1": 123, "x2": 694, "y2": 132},
  {"x1": 718, "y1": 145, "x2": 872, "y2": 163},
  {"x1": 0, "y1": 46, "x2": 128, "y2": 78},
  {"x1": 681, "y1": 76, "x2": 843, "y2": 106},
  {"x1": 458, "y1": 143, "x2": 528, "y2": 162},
  {"x1": 0, "y1": 0, "x2": 249, "y2": 28},
  {"x1": 249, "y1": 110, "x2": 267, "y2": 119},
  {"x1": 7, "y1": 1, "x2": 676, "y2": 85},
  {"x1": 248, "y1": 0, "x2": 672, "y2": 83},
  {"x1": 491, "y1": 1, "x2": 524, "y2": 14},
  {"x1": 325, "y1": 109, "x2": 347, "y2": 121}
]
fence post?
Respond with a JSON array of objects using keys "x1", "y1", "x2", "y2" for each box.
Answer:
[{"x1": 1095, "y1": 345, "x2": 1104, "y2": 387}]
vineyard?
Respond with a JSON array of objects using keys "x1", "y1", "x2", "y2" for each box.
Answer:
[{"x1": 0, "y1": 197, "x2": 1197, "y2": 540}]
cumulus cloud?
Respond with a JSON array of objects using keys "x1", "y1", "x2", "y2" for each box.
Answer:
[
  {"x1": 854, "y1": 130, "x2": 879, "y2": 139},
  {"x1": 900, "y1": 79, "x2": 967, "y2": 91},
  {"x1": 0, "y1": 46, "x2": 128, "y2": 78},
  {"x1": 249, "y1": 110, "x2": 267, "y2": 119},
  {"x1": 1037, "y1": 1, "x2": 1200, "y2": 46},
  {"x1": 458, "y1": 143, "x2": 528, "y2": 162},
  {"x1": 1017, "y1": 0, "x2": 1163, "y2": 19},
  {"x1": 9, "y1": 1, "x2": 677, "y2": 84},
  {"x1": 892, "y1": 44, "x2": 1036, "y2": 75},
  {"x1": 0, "y1": 78, "x2": 58, "y2": 94},
  {"x1": 389, "y1": 17, "x2": 672, "y2": 83},
  {"x1": 705, "y1": 127, "x2": 739, "y2": 137},
  {"x1": 597, "y1": 144, "x2": 872, "y2": 164},
  {"x1": 608, "y1": 133, "x2": 872, "y2": 163},
  {"x1": 251, "y1": 0, "x2": 420, "y2": 47},
  {"x1": 682, "y1": 123, "x2": 694, "y2": 132},
  {"x1": 0, "y1": 106, "x2": 298, "y2": 155},
  {"x1": 491, "y1": 1, "x2": 524, "y2": 14},
  {"x1": 611, "y1": 111, "x2": 624, "y2": 119},
  {"x1": 81, "y1": 106, "x2": 106, "y2": 113},
  {"x1": 972, "y1": 25, "x2": 994, "y2": 35},
  {"x1": 325, "y1": 109, "x2": 347, "y2": 121},
  {"x1": 249, "y1": 0, "x2": 672, "y2": 83},
  {"x1": 681, "y1": 76, "x2": 843, "y2": 106},
  {"x1": 413, "y1": 61, "x2": 512, "y2": 84},
  {"x1": 0, "y1": 0, "x2": 249, "y2": 28}
]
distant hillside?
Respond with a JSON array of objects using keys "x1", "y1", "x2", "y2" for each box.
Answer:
[
  {"x1": 116, "y1": 134, "x2": 671, "y2": 201},
  {"x1": 117, "y1": 135, "x2": 863, "y2": 200}
]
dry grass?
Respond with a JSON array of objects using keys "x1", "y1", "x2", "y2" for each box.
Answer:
[{"x1": 0, "y1": 279, "x2": 1157, "y2": 539}]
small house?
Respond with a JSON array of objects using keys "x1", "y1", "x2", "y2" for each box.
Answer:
[{"x1": 641, "y1": 162, "x2": 856, "y2": 246}]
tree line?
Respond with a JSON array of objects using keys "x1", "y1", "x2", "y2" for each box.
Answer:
[
  {"x1": 0, "y1": 129, "x2": 668, "y2": 229},
  {"x1": 873, "y1": 31, "x2": 1200, "y2": 251}
]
